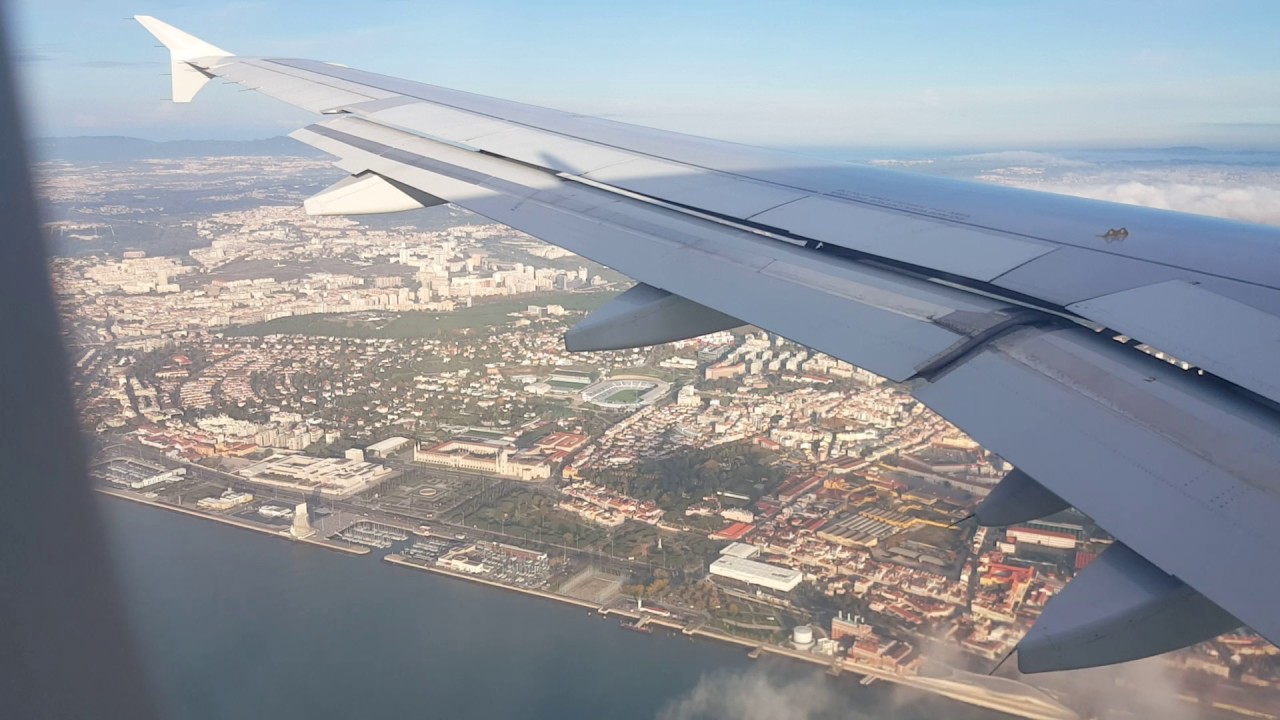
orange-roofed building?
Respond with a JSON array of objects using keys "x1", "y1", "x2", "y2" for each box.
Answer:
[{"x1": 711, "y1": 522, "x2": 755, "y2": 541}]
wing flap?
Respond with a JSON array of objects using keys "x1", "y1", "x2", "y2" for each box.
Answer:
[
  {"x1": 916, "y1": 326, "x2": 1280, "y2": 647},
  {"x1": 1017, "y1": 542, "x2": 1240, "y2": 673},
  {"x1": 1070, "y1": 280, "x2": 1280, "y2": 405}
]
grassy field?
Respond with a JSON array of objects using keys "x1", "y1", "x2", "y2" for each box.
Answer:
[
  {"x1": 224, "y1": 291, "x2": 617, "y2": 339},
  {"x1": 602, "y1": 387, "x2": 646, "y2": 404}
]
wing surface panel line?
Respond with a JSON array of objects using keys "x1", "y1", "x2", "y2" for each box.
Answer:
[{"x1": 263, "y1": 61, "x2": 1280, "y2": 294}]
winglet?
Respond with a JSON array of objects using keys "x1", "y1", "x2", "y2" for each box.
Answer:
[{"x1": 134, "y1": 16, "x2": 233, "y2": 103}]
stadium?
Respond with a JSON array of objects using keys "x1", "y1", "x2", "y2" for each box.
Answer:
[{"x1": 581, "y1": 375, "x2": 671, "y2": 409}]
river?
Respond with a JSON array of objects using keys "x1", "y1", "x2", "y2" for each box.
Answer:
[{"x1": 100, "y1": 498, "x2": 1018, "y2": 720}]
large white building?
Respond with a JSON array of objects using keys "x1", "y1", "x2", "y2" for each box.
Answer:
[
  {"x1": 236, "y1": 452, "x2": 398, "y2": 497},
  {"x1": 414, "y1": 438, "x2": 551, "y2": 481},
  {"x1": 366, "y1": 436, "x2": 413, "y2": 458},
  {"x1": 719, "y1": 542, "x2": 761, "y2": 559},
  {"x1": 197, "y1": 488, "x2": 253, "y2": 510},
  {"x1": 676, "y1": 385, "x2": 702, "y2": 407},
  {"x1": 1008, "y1": 527, "x2": 1077, "y2": 550},
  {"x1": 709, "y1": 556, "x2": 803, "y2": 593}
]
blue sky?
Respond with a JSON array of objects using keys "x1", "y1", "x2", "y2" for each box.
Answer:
[{"x1": 10, "y1": 0, "x2": 1280, "y2": 149}]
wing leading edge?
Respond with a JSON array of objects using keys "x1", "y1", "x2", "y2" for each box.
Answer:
[{"x1": 134, "y1": 16, "x2": 1280, "y2": 673}]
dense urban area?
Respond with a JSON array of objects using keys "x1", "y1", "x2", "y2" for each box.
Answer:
[{"x1": 42, "y1": 150, "x2": 1279, "y2": 720}]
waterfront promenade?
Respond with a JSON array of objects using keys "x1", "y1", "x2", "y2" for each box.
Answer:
[
  {"x1": 98, "y1": 488, "x2": 1077, "y2": 720},
  {"x1": 384, "y1": 554, "x2": 1078, "y2": 720},
  {"x1": 96, "y1": 487, "x2": 369, "y2": 556}
]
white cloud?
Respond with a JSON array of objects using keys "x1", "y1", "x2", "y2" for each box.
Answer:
[
  {"x1": 919, "y1": 152, "x2": 1280, "y2": 226},
  {"x1": 1017, "y1": 657, "x2": 1201, "y2": 720},
  {"x1": 1014, "y1": 173, "x2": 1280, "y2": 226},
  {"x1": 656, "y1": 668, "x2": 859, "y2": 720}
]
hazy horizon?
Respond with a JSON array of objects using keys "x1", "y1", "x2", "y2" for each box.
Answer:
[
  {"x1": 11, "y1": 1, "x2": 1280, "y2": 149},
  {"x1": 30, "y1": 132, "x2": 1280, "y2": 154},
  {"x1": 33, "y1": 135, "x2": 1280, "y2": 227}
]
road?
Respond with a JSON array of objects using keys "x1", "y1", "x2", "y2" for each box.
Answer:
[{"x1": 96, "y1": 441, "x2": 658, "y2": 579}]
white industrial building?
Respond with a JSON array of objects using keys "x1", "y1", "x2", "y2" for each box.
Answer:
[
  {"x1": 236, "y1": 452, "x2": 399, "y2": 497},
  {"x1": 719, "y1": 542, "x2": 761, "y2": 559},
  {"x1": 366, "y1": 436, "x2": 413, "y2": 459},
  {"x1": 709, "y1": 556, "x2": 802, "y2": 593},
  {"x1": 112, "y1": 466, "x2": 186, "y2": 490},
  {"x1": 1008, "y1": 527, "x2": 1077, "y2": 550},
  {"x1": 197, "y1": 489, "x2": 253, "y2": 510}
]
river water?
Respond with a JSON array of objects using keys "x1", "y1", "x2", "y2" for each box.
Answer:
[{"x1": 101, "y1": 499, "x2": 1015, "y2": 720}]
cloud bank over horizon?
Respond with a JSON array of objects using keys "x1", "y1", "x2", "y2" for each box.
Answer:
[
  {"x1": 1024, "y1": 174, "x2": 1280, "y2": 226},
  {"x1": 871, "y1": 148, "x2": 1280, "y2": 226}
]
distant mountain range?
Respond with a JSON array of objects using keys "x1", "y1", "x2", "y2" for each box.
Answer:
[{"x1": 32, "y1": 136, "x2": 325, "y2": 162}]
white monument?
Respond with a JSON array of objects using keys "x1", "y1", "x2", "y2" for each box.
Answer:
[{"x1": 290, "y1": 501, "x2": 315, "y2": 539}]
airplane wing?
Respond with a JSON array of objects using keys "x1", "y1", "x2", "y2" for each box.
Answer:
[{"x1": 134, "y1": 16, "x2": 1280, "y2": 673}]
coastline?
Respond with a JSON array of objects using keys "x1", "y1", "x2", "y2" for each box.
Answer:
[
  {"x1": 98, "y1": 487, "x2": 1079, "y2": 719},
  {"x1": 384, "y1": 554, "x2": 1078, "y2": 720},
  {"x1": 94, "y1": 487, "x2": 370, "y2": 556},
  {"x1": 98, "y1": 482, "x2": 1280, "y2": 720}
]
